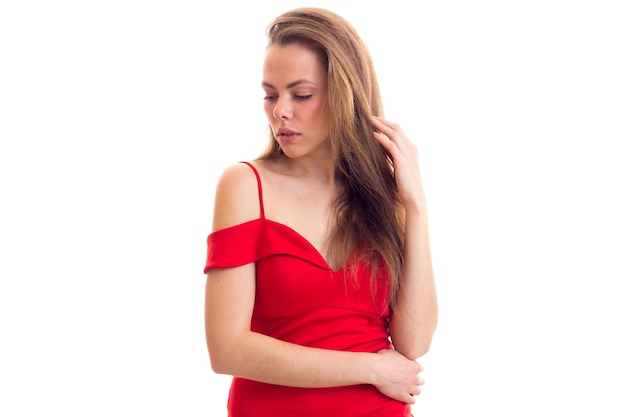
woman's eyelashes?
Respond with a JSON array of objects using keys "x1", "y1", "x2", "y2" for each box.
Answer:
[{"x1": 262, "y1": 93, "x2": 313, "y2": 101}]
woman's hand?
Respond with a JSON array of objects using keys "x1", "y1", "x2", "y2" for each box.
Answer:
[
  {"x1": 371, "y1": 349, "x2": 425, "y2": 404},
  {"x1": 372, "y1": 116, "x2": 426, "y2": 208}
]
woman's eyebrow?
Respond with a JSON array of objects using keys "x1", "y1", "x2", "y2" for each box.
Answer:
[{"x1": 262, "y1": 79, "x2": 318, "y2": 89}]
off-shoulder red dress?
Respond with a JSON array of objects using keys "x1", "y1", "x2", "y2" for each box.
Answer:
[{"x1": 204, "y1": 162, "x2": 412, "y2": 417}]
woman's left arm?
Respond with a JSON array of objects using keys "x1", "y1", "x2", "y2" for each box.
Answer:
[{"x1": 372, "y1": 116, "x2": 439, "y2": 360}]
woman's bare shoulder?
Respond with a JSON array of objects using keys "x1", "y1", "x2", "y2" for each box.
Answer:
[{"x1": 211, "y1": 162, "x2": 262, "y2": 231}]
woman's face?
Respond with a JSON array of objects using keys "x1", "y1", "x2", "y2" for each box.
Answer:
[{"x1": 262, "y1": 43, "x2": 329, "y2": 158}]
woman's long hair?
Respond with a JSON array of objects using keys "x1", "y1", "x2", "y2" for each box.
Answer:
[{"x1": 259, "y1": 7, "x2": 405, "y2": 308}]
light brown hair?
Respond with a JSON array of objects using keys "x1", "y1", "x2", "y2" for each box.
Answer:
[{"x1": 259, "y1": 7, "x2": 405, "y2": 308}]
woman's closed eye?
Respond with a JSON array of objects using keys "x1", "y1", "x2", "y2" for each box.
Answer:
[{"x1": 263, "y1": 93, "x2": 312, "y2": 101}]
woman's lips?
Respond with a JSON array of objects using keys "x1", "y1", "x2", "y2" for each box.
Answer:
[{"x1": 276, "y1": 128, "x2": 300, "y2": 144}]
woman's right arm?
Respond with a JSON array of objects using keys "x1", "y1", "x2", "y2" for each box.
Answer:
[{"x1": 204, "y1": 164, "x2": 424, "y2": 404}]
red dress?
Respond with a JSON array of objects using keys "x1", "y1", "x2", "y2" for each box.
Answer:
[{"x1": 204, "y1": 162, "x2": 412, "y2": 417}]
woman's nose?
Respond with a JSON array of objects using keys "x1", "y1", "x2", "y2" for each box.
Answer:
[{"x1": 272, "y1": 97, "x2": 293, "y2": 120}]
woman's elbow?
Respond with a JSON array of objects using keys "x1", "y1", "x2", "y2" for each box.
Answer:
[
  {"x1": 390, "y1": 322, "x2": 438, "y2": 360},
  {"x1": 398, "y1": 340, "x2": 432, "y2": 361},
  {"x1": 209, "y1": 355, "x2": 229, "y2": 375},
  {"x1": 205, "y1": 334, "x2": 237, "y2": 375},
  {"x1": 207, "y1": 344, "x2": 236, "y2": 375}
]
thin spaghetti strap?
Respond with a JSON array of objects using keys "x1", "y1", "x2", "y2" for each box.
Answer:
[{"x1": 238, "y1": 161, "x2": 265, "y2": 219}]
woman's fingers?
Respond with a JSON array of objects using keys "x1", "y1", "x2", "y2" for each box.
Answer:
[
  {"x1": 371, "y1": 116, "x2": 426, "y2": 205},
  {"x1": 372, "y1": 349, "x2": 426, "y2": 403},
  {"x1": 371, "y1": 116, "x2": 415, "y2": 156},
  {"x1": 372, "y1": 116, "x2": 409, "y2": 144}
]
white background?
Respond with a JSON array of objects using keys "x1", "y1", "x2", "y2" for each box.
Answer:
[{"x1": 1, "y1": 0, "x2": 625, "y2": 415}]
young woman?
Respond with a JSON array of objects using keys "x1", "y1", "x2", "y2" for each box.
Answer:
[{"x1": 204, "y1": 7, "x2": 438, "y2": 416}]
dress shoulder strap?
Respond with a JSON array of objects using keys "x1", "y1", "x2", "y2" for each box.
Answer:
[{"x1": 238, "y1": 161, "x2": 265, "y2": 219}]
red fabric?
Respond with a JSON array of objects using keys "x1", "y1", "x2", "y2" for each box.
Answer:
[{"x1": 204, "y1": 162, "x2": 411, "y2": 417}]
